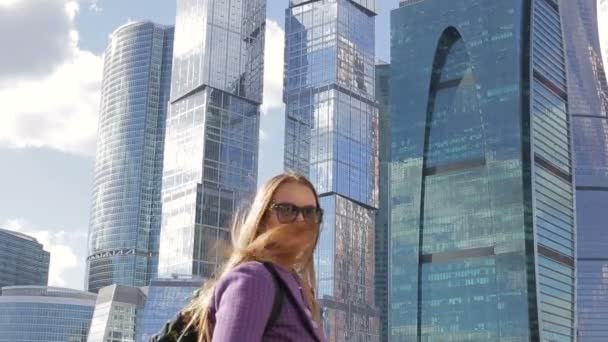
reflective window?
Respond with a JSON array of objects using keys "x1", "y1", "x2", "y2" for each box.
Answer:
[
  {"x1": 0, "y1": 229, "x2": 49, "y2": 287},
  {"x1": 0, "y1": 287, "x2": 96, "y2": 342},
  {"x1": 87, "y1": 22, "x2": 174, "y2": 292},
  {"x1": 136, "y1": 279, "x2": 202, "y2": 341},
  {"x1": 158, "y1": 0, "x2": 266, "y2": 279},
  {"x1": 390, "y1": 0, "x2": 575, "y2": 340},
  {"x1": 562, "y1": 0, "x2": 608, "y2": 339},
  {"x1": 285, "y1": 1, "x2": 379, "y2": 340}
]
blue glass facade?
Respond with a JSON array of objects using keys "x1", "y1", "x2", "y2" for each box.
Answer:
[
  {"x1": 0, "y1": 228, "x2": 49, "y2": 287},
  {"x1": 87, "y1": 22, "x2": 174, "y2": 292},
  {"x1": 560, "y1": 1, "x2": 608, "y2": 341},
  {"x1": 284, "y1": 1, "x2": 379, "y2": 340},
  {"x1": 390, "y1": 0, "x2": 576, "y2": 340},
  {"x1": 136, "y1": 277, "x2": 203, "y2": 341},
  {"x1": 375, "y1": 63, "x2": 390, "y2": 342},
  {"x1": 0, "y1": 286, "x2": 96, "y2": 342},
  {"x1": 158, "y1": 0, "x2": 266, "y2": 278}
]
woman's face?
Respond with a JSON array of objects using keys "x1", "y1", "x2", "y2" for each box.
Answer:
[{"x1": 264, "y1": 181, "x2": 318, "y2": 229}]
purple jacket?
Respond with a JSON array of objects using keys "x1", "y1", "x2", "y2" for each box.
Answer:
[{"x1": 209, "y1": 261, "x2": 327, "y2": 342}]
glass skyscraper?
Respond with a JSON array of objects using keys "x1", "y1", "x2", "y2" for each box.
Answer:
[
  {"x1": 561, "y1": 1, "x2": 608, "y2": 341},
  {"x1": 375, "y1": 62, "x2": 390, "y2": 342},
  {"x1": 136, "y1": 277, "x2": 204, "y2": 341},
  {"x1": 87, "y1": 21, "x2": 174, "y2": 292},
  {"x1": 390, "y1": 0, "x2": 576, "y2": 341},
  {"x1": 0, "y1": 286, "x2": 96, "y2": 342},
  {"x1": 158, "y1": 0, "x2": 266, "y2": 278},
  {"x1": 87, "y1": 285, "x2": 147, "y2": 342},
  {"x1": 0, "y1": 228, "x2": 49, "y2": 287},
  {"x1": 283, "y1": 1, "x2": 379, "y2": 340}
]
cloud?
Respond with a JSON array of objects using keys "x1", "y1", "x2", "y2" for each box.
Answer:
[
  {"x1": 89, "y1": 0, "x2": 101, "y2": 12},
  {"x1": 0, "y1": 0, "x2": 102, "y2": 157},
  {"x1": 261, "y1": 19, "x2": 286, "y2": 115},
  {"x1": 260, "y1": 129, "x2": 269, "y2": 141},
  {"x1": 600, "y1": 1, "x2": 608, "y2": 72},
  {"x1": 0, "y1": 0, "x2": 21, "y2": 7},
  {"x1": 2, "y1": 218, "x2": 87, "y2": 290},
  {"x1": 0, "y1": 0, "x2": 77, "y2": 79},
  {"x1": 258, "y1": 20, "x2": 286, "y2": 185}
]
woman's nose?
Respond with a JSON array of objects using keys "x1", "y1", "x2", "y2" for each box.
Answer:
[{"x1": 295, "y1": 212, "x2": 305, "y2": 222}]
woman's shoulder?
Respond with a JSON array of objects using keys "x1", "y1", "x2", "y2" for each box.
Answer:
[
  {"x1": 214, "y1": 261, "x2": 275, "y2": 299},
  {"x1": 229, "y1": 260, "x2": 269, "y2": 274}
]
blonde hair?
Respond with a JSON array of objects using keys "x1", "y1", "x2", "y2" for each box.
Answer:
[{"x1": 181, "y1": 172, "x2": 322, "y2": 341}]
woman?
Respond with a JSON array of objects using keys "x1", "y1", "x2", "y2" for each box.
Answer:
[{"x1": 152, "y1": 172, "x2": 327, "y2": 342}]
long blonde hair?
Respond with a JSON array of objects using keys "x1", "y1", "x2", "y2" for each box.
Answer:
[{"x1": 182, "y1": 172, "x2": 323, "y2": 341}]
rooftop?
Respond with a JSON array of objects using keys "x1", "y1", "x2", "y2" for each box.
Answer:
[
  {"x1": 0, "y1": 227, "x2": 39, "y2": 244},
  {"x1": 0, "y1": 286, "x2": 97, "y2": 301}
]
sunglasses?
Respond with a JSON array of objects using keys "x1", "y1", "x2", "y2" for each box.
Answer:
[{"x1": 269, "y1": 203, "x2": 324, "y2": 224}]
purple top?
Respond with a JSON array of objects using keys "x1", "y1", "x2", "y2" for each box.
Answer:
[{"x1": 209, "y1": 261, "x2": 327, "y2": 342}]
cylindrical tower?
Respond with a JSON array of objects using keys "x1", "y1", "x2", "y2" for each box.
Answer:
[{"x1": 86, "y1": 21, "x2": 174, "y2": 293}]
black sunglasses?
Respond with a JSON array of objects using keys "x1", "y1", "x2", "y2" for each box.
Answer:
[{"x1": 269, "y1": 203, "x2": 324, "y2": 224}]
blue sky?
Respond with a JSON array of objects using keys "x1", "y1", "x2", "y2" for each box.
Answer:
[{"x1": 0, "y1": 0, "x2": 399, "y2": 290}]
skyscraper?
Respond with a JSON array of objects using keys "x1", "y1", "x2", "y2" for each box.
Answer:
[
  {"x1": 87, "y1": 284, "x2": 147, "y2": 342},
  {"x1": 390, "y1": 0, "x2": 575, "y2": 340},
  {"x1": 0, "y1": 228, "x2": 49, "y2": 287},
  {"x1": 283, "y1": 1, "x2": 379, "y2": 340},
  {"x1": 375, "y1": 62, "x2": 390, "y2": 342},
  {"x1": 136, "y1": 276, "x2": 204, "y2": 341},
  {"x1": 158, "y1": 0, "x2": 266, "y2": 278},
  {"x1": 561, "y1": 1, "x2": 608, "y2": 340},
  {"x1": 86, "y1": 21, "x2": 174, "y2": 293},
  {"x1": 0, "y1": 286, "x2": 96, "y2": 342}
]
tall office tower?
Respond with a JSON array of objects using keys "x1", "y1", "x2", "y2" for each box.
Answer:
[
  {"x1": 86, "y1": 21, "x2": 174, "y2": 293},
  {"x1": 0, "y1": 286, "x2": 96, "y2": 342},
  {"x1": 561, "y1": 1, "x2": 608, "y2": 341},
  {"x1": 374, "y1": 62, "x2": 390, "y2": 342},
  {"x1": 158, "y1": 0, "x2": 266, "y2": 278},
  {"x1": 390, "y1": 0, "x2": 576, "y2": 341},
  {"x1": 136, "y1": 276, "x2": 204, "y2": 341},
  {"x1": 0, "y1": 228, "x2": 49, "y2": 287},
  {"x1": 87, "y1": 285, "x2": 147, "y2": 342},
  {"x1": 283, "y1": 1, "x2": 380, "y2": 340}
]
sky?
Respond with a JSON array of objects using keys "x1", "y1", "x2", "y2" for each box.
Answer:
[{"x1": 0, "y1": 0, "x2": 400, "y2": 291}]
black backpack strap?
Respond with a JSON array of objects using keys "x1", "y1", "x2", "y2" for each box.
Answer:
[{"x1": 262, "y1": 262, "x2": 285, "y2": 334}]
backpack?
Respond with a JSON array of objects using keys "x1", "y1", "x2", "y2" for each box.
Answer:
[
  {"x1": 261, "y1": 262, "x2": 285, "y2": 333},
  {"x1": 151, "y1": 262, "x2": 285, "y2": 341}
]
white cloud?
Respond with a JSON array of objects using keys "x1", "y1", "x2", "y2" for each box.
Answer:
[
  {"x1": 260, "y1": 129, "x2": 269, "y2": 141},
  {"x1": 2, "y1": 218, "x2": 87, "y2": 290},
  {"x1": 600, "y1": 0, "x2": 608, "y2": 74},
  {"x1": 66, "y1": 0, "x2": 78, "y2": 19},
  {"x1": 0, "y1": 0, "x2": 102, "y2": 157},
  {"x1": 258, "y1": 20, "x2": 286, "y2": 184},
  {"x1": 261, "y1": 20, "x2": 286, "y2": 116},
  {"x1": 89, "y1": 0, "x2": 101, "y2": 12},
  {"x1": 0, "y1": 50, "x2": 102, "y2": 156},
  {"x1": 0, "y1": 0, "x2": 79, "y2": 78},
  {"x1": 0, "y1": 0, "x2": 21, "y2": 7}
]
